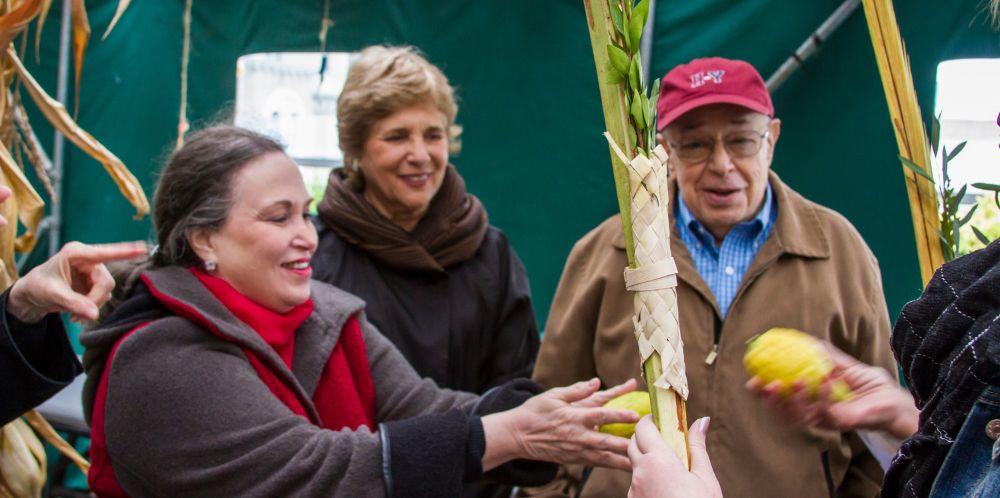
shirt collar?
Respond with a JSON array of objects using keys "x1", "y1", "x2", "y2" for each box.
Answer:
[{"x1": 676, "y1": 182, "x2": 774, "y2": 247}]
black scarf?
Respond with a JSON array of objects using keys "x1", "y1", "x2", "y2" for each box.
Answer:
[{"x1": 882, "y1": 240, "x2": 1000, "y2": 496}]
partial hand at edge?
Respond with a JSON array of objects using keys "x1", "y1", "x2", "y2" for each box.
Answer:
[
  {"x1": 7, "y1": 241, "x2": 148, "y2": 324},
  {"x1": 627, "y1": 415, "x2": 721, "y2": 498}
]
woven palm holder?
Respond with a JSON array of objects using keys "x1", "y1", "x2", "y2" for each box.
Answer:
[{"x1": 605, "y1": 133, "x2": 690, "y2": 466}]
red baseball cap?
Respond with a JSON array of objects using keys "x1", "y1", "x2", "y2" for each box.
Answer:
[{"x1": 656, "y1": 57, "x2": 774, "y2": 131}]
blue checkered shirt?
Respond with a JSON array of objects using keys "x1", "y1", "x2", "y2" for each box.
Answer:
[{"x1": 676, "y1": 185, "x2": 776, "y2": 317}]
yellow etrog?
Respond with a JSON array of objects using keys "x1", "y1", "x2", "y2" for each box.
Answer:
[
  {"x1": 598, "y1": 391, "x2": 651, "y2": 438},
  {"x1": 744, "y1": 327, "x2": 852, "y2": 401}
]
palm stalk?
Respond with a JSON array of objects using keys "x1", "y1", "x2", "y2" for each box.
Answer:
[
  {"x1": 860, "y1": 0, "x2": 944, "y2": 284},
  {"x1": 583, "y1": 0, "x2": 689, "y2": 467}
]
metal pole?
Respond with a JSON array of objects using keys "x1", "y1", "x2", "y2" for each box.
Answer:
[
  {"x1": 49, "y1": 0, "x2": 73, "y2": 256},
  {"x1": 640, "y1": 0, "x2": 656, "y2": 85},
  {"x1": 765, "y1": 0, "x2": 860, "y2": 93}
]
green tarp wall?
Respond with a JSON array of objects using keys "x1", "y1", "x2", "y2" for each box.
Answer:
[{"x1": 23, "y1": 0, "x2": 999, "y2": 327}]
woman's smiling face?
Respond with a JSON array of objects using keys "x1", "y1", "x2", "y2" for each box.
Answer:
[
  {"x1": 192, "y1": 151, "x2": 318, "y2": 312},
  {"x1": 357, "y1": 103, "x2": 449, "y2": 230}
]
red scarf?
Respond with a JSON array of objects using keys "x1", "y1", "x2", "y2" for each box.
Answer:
[
  {"x1": 186, "y1": 269, "x2": 376, "y2": 431},
  {"x1": 88, "y1": 270, "x2": 376, "y2": 497},
  {"x1": 192, "y1": 269, "x2": 313, "y2": 368}
]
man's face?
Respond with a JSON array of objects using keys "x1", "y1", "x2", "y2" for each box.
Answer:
[{"x1": 660, "y1": 103, "x2": 781, "y2": 241}]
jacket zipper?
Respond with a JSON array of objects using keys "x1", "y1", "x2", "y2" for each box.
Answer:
[
  {"x1": 705, "y1": 314, "x2": 722, "y2": 365},
  {"x1": 704, "y1": 250, "x2": 779, "y2": 366}
]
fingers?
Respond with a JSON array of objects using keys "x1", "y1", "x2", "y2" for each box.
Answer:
[
  {"x1": 548, "y1": 378, "x2": 601, "y2": 403},
  {"x1": 602, "y1": 378, "x2": 638, "y2": 399},
  {"x1": 600, "y1": 451, "x2": 632, "y2": 471},
  {"x1": 82, "y1": 262, "x2": 116, "y2": 313},
  {"x1": 579, "y1": 378, "x2": 638, "y2": 407},
  {"x1": 47, "y1": 278, "x2": 100, "y2": 320},
  {"x1": 581, "y1": 407, "x2": 640, "y2": 428},
  {"x1": 587, "y1": 430, "x2": 631, "y2": 455},
  {"x1": 627, "y1": 430, "x2": 642, "y2": 462},
  {"x1": 63, "y1": 241, "x2": 148, "y2": 264},
  {"x1": 632, "y1": 415, "x2": 670, "y2": 456},
  {"x1": 822, "y1": 341, "x2": 866, "y2": 376},
  {"x1": 687, "y1": 417, "x2": 718, "y2": 483}
]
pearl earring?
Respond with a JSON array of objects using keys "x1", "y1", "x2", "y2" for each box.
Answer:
[{"x1": 204, "y1": 260, "x2": 217, "y2": 272}]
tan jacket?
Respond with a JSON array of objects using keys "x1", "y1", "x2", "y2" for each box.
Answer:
[{"x1": 528, "y1": 172, "x2": 894, "y2": 498}]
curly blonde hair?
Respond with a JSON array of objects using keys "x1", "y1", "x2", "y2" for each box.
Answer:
[{"x1": 337, "y1": 45, "x2": 461, "y2": 185}]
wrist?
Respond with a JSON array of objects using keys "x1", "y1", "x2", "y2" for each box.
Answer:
[
  {"x1": 883, "y1": 390, "x2": 919, "y2": 439},
  {"x1": 481, "y1": 410, "x2": 522, "y2": 471},
  {"x1": 7, "y1": 280, "x2": 46, "y2": 324}
]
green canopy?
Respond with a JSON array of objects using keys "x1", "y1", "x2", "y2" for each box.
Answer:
[{"x1": 22, "y1": 0, "x2": 998, "y2": 326}]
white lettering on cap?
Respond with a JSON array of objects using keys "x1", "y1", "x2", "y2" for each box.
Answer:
[{"x1": 690, "y1": 70, "x2": 726, "y2": 88}]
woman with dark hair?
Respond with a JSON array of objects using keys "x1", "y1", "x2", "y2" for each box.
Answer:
[
  {"x1": 81, "y1": 126, "x2": 638, "y2": 498},
  {"x1": 312, "y1": 45, "x2": 538, "y2": 395}
]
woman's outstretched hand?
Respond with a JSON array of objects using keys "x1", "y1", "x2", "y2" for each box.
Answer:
[{"x1": 482, "y1": 378, "x2": 640, "y2": 471}]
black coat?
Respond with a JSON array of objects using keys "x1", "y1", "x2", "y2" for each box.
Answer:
[
  {"x1": 312, "y1": 219, "x2": 539, "y2": 395},
  {"x1": 0, "y1": 287, "x2": 81, "y2": 425}
]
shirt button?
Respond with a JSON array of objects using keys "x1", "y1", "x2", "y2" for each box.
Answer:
[
  {"x1": 987, "y1": 419, "x2": 1000, "y2": 441},
  {"x1": 724, "y1": 266, "x2": 735, "y2": 276}
]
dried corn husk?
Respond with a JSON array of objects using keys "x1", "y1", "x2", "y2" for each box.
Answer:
[
  {"x1": 0, "y1": 419, "x2": 46, "y2": 498},
  {"x1": 860, "y1": 0, "x2": 943, "y2": 284},
  {"x1": 22, "y1": 410, "x2": 89, "y2": 473},
  {"x1": 33, "y1": 0, "x2": 52, "y2": 62},
  {"x1": 0, "y1": 140, "x2": 43, "y2": 289},
  {"x1": 176, "y1": 0, "x2": 192, "y2": 149},
  {"x1": 5, "y1": 46, "x2": 149, "y2": 218},
  {"x1": 69, "y1": 0, "x2": 89, "y2": 117},
  {"x1": 101, "y1": 0, "x2": 131, "y2": 40},
  {"x1": 0, "y1": 0, "x2": 44, "y2": 51},
  {"x1": 12, "y1": 90, "x2": 56, "y2": 200}
]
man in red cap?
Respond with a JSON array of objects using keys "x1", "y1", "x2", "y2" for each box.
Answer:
[{"x1": 527, "y1": 57, "x2": 897, "y2": 497}]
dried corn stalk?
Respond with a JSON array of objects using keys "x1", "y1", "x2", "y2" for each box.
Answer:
[
  {"x1": 5, "y1": 46, "x2": 148, "y2": 219},
  {"x1": 860, "y1": 0, "x2": 943, "y2": 284},
  {"x1": 0, "y1": 0, "x2": 141, "y2": 489},
  {"x1": 22, "y1": 410, "x2": 89, "y2": 473},
  {"x1": 584, "y1": 0, "x2": 689, "y2": 466},
  {"x1": 101, "y1": 0, "x2": 130, "y2": 40},
  {"x1": 0, "y1": 419, "x2": 46, "y2": 498}
]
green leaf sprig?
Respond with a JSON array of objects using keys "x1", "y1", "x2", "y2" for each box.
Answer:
[
  {"x1": 604, "y1": 0, "x2": 659, "y2": 156},
  {"x1": 911, "y1": 113, "x2": 996, "y2": 260}
]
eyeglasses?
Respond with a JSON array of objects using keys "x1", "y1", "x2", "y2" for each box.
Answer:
[{"x1": 669, "y1": 129, "x2": 770, "y2": 164}]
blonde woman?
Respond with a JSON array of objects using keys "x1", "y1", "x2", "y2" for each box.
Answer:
[{"x1": 313, "y1": 46, "x2": 538, "y2": 396}]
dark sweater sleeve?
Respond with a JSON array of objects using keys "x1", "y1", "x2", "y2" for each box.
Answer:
[
  {"x1": 363, "y1": 317, "x2": 556, "y2": 495},
  {"x1": 0, "y1": 287, "x2": 81, "y2": 425},
  {"x1": 379, "y1": 378, "x2": 558, "y2": 497}
]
